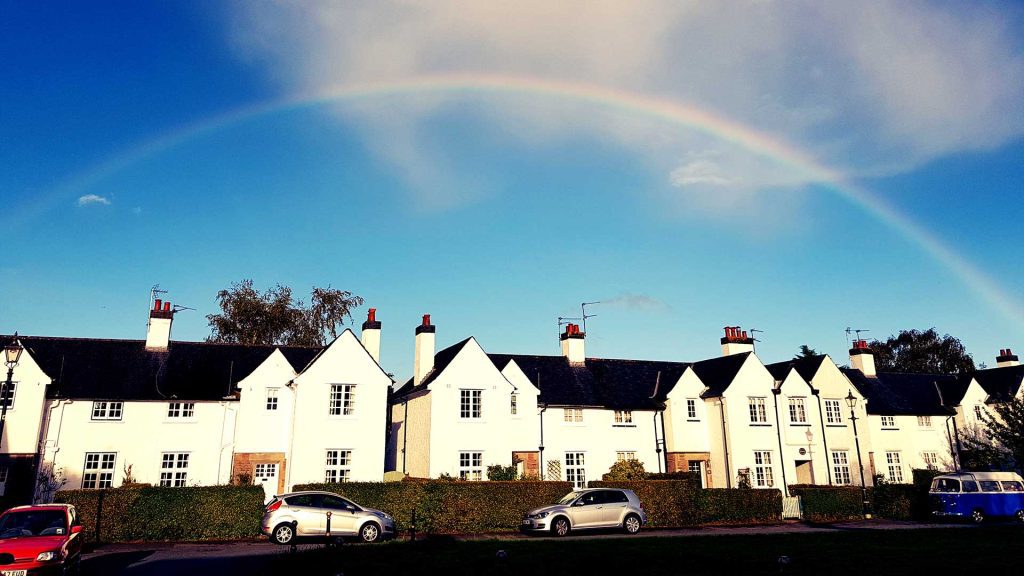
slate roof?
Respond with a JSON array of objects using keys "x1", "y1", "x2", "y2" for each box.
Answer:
[
  {"x1": 7, "y1": 335, "x2": 321, "y2": 401},
  {"x1": 840, "y1": 368, "x2": 957, "y2": 416},
  {"x1": 690, "y1": 352, "x2": 750, "y2": 398},
  {"x1": 970, "y1": 364, "x2": 1024, "y2": 403},
  {"x1": 765, "y1": 355, "x2": 827, "y2": 384},
  {"x1": 391, "y1": 337, "x2": 473, "y2": 400},
  {"x1": 489, "y1": 354, "x2": 689, "y2": 410}
]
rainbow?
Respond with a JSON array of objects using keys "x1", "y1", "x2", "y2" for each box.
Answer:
[{"x1": 15, "y1": 72, "x2": 1024, "y2": 324}]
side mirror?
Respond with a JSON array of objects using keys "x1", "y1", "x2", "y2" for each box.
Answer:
[
  {"x1": 70, "y1": 526, "x2": 82, "y2": 535},
  {"x1": 573, "y1": 500, "x2": 586, "y2": 507}
]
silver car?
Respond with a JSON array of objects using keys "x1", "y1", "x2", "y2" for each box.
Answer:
[
  {"x1": 521, "y1": 488, "x2": 647, "y2": 536},
  {"x1": 261, "y1": 491, "x2": 395, "y2": 544}
]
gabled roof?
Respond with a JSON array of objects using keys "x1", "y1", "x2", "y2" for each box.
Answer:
[
  {"x1": 970, "y1": 364, "x2": 1024, "y2": 403},
  {"x1": 765, "y1": 355, "x2": 827, "y2": 384},
  {"x1": 391, "y1": 337, "x2": 474, "y2": 400},
  {"x1": 488, "y1": 354, "x2": 688, "y2": 410},
  {"x1": 690, "y1": 352, "x2": 750, "y2": 398},
  {"x1": 9, "y1": 335, "x2": 320, "y2": 401},
  {"x1": 840, "y1": 368, "x2": 957, "y2": 416}
]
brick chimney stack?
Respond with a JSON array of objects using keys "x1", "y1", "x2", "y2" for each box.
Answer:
[
  {"x1": 413, "y1": 314, "x2": 435, "y2": 385},
  {"x1": 560, "y1": 323, "x2": 586, "y2": 364},
  {"x1": 361, "y1": 308, "x2": 382, "y2": 364},
  {"x1": 145, "y1": 299, "x2": 174, "y2": 351},
  {"x1": 849, "y1": 339, "x2": 876, "y2": 377},
  {"x1": 720, "y1": 326, "x2": 754, "y2": 356},
  {"x1": 997, "y1": 348, "x2": 1019, "y2": 368}
]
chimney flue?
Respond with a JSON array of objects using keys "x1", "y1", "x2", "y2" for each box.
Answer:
[
  {"x1": 997, "y1": 347, "x2": 1020, "y2": 368},
  {"x1": 849, "y1": 339, "x2": 876, "y2": 376},
  {"x1": 361, "y1": 307, "x2": 382, "y2": 364},
  {"x1": 414, "y1": 313, "x2": 436, "y2": 385}
]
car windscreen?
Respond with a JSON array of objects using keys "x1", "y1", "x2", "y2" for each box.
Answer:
[
  {"x1": 0, "y1": 511, "x2": 68, "y2": 538},
  {"x1": 558, "y1": 492, "x2": 580, "y2": 505}
]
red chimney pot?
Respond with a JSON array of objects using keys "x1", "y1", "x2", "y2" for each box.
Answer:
[
  {"x1": 368, "y1": 308, "x2": 376, "y2": 322},
  {"x1": 154, "y1": 299, "x2": 162, "y2": 311},
  {"x1": 163, "y1": 302, "x2": 171, "y2": 312},
  {"x1": 422, "y1": 314, "x2": 431, "y2": 326}
]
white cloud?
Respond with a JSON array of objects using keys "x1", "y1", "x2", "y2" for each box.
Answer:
[
  {"x1": 601, "y1": 293, "x2": 672, "y2": 312},
  {"x1": 225, "y1": 0, "x2": 1024, "y2": 216},
  {"x1": 77, "y1": 194, "x2": 111, "y2": 207}
]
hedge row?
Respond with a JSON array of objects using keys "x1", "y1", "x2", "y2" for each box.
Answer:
[
  {"x1": 788, "y1": 485, "x2": 865, "y2": 522},
  {"x1": 590, "y1": 480, "x2": 782, "y2": 526},
  {"x1": 791, "y1": 469, "x2": 945, "y2": 523},
  {"x1": 295, "y1": 480, "x2": 574, "y2": 533},
  {"x1": 55, "y1": 485, "x2": 265, "y2": 543}
]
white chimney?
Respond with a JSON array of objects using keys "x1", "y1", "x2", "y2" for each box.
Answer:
[
  {"x1": 413, "y1": 314, "x2": 435, "y2": 385},
  {"x1": 720, "y1": 326, "x2": 754, "y2": 356},
  {"x1": 849, "y1": 339, "x2": 876, "y2": 377},
  {"x1": 997, "y1": 348, "x2": 1020, "y2": 368},
  {"x1": 361, "y1": 308, "x2": 382, "y2": 364},
  {"x1": 560, "y1": 323, "x2": 585, "y2": 364},
  {"x1": 145, "y1": 299, "x2": 174, "y2": 351}
]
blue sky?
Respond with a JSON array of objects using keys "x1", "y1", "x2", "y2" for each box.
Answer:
[{"x1": 3, "y1": 1, "x2": 1024, "y2": 381}]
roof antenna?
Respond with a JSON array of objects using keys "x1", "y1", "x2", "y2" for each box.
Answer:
[
  {"x1": 845, "y1": 327, "x2": 870, "y2": 347},
  {"x1": 581, "y1": 301, "x2": 601, "y2": 334},
  {"x1": 749, "y1": 328, "x2": 764, "y2": 352},
  {"x1": 150, "y1": 284, "x2": 168, "y2": 310},
  {"x1": 557, "y1": 316, "x2": 581, "y2": 345}
]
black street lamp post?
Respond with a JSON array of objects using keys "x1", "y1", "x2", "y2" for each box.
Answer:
[
  {"x1": 1, "y1": 334, "x2": 24, "y2": 450},
  {"x1": 845, "y1": 390, "x2": 872, "y2": 518}
]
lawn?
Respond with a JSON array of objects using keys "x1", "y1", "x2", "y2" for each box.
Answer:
[{"x1": 257, "y1": 525, "x2": 1023, "y2": 575}]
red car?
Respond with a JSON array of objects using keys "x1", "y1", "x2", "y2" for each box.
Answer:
[{"x1": 0, "y1": 504, "x2": 82, "y2": 575}]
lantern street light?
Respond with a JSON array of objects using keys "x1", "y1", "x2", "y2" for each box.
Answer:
[
  {"x1": 1, "y1": 334, "x2": 24, "y2": 450},
  {"x1": 845, "y1": 390, "x2": 871, "y2": 518}
]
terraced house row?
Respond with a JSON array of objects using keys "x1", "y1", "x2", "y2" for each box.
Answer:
[{"x1": 1, "y1": 301, "x2": 1021, "y2": 505}]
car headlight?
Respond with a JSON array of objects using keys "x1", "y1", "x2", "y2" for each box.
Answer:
[
  {"x1": 36, "y1": 551, "x2": 57, "y2": 562},
  {"x1": 373, "y1": 511, "x2": 393, "y2": 521},
  {"x1": 529, "y1": 511, "x2": 551, "y2": 519}
]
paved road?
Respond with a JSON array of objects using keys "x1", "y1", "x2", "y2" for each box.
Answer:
[{"x1": 80, "y1": 520, "x2": 973, "y2": 575}]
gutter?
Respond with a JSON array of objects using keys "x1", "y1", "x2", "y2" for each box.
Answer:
[
  {"x1": 659, "y1": 407, "x2": 669, "y2": 473},
  {"x1": 402, "y1": 399, "x2": 409, "y2": 474},
  {"x1": 814, "y1": 391, "x2": 833, "y2": 485},
  {"x1": 771, "y1": 389, "x2": 788, "y2": 496},
  {"x1": 719, "y1": 398, "x2": 731, "y2": 488}
]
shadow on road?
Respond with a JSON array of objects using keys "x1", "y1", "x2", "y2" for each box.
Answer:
[{"x1": 82, "y1": 550, "x2": 156, "y2": 575}]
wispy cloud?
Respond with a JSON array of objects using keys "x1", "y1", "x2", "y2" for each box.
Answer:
[
  {"x1": 600, "y1": 292, "x2": 672, "y2": 312},
  {"x1": 226, "y1": 1, "x2": 1024, "y2": 218},
  {"x1": 77, "y1": 194, "x2": 111, "y2": 207}
]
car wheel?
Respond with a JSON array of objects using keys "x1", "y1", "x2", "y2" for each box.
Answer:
[
  {"x1": 623, "y1": 514, "x2": 642, "y2": 534},
  {"x1": 551, "y1": 517, "x2": 570, "y2": 537},
  {"x1": 360, "y1": 522, "x2": 381, "y2": 543},
  {"x1": 272, "y1": 522, "x2": 296, "y2": 545},
  {"x1": 971, "y1": 509, "x2": 985, "y2": 524}
]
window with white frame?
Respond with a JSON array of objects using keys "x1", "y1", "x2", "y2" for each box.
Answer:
[
  {"x1": 748, "y1": 397, "x2": 767, "y2": 424},
  {"x1": 831, "y1": 451, "x2": 852, "y2": 485},
  {"x1": 266, "y1": 388, "x2": 279, "y2": 411},
  {"x1": 0, "y1": 381, "x2": 16, "y2": 409},
  {"x1": 824, "y1": 399, "x2": 842, "y2": 424},
  {"x1": 167, "y1": 402, "x2": 195, "y2": 419},
  {"x1": 614, "y1": 410, "x2": 633, "y2": 424},
  {"x1": 886, "y1": 451, "x2": 904, "y2": 482},
  {"x1": 686, "y1": 399, "x2": 698, "y2": 420},
  {"x1": 881, "y1": 415, "x2": 896, "y2": 429},
  {"x1": 752, "y1": 451, "x2": 774, "y2": 487},
  {"x1": 329, "y1": 384, "x2": 356, "y2": 416},
  {"x1": 565, "y1": 452, "x2": 586, "y2": 488},
  {"x1": 460, "y1": 389, "x2": 482, "y2": 419},
  {"x1": 510, "y1": 393, "x2": 517, "y2": 416},
  {"x1": 82, "y1": 453, "x2": 116, "y2": 489},
  {"x1": 91, "y1": 401, "x2": 123, "y2": 421},
  {"x1": 917, "y1": 415, "x2": 932, "y2": 428},
  {"x1": 974, "y1": 405, "x2": 985, "y2": 422},
  {"x1": 459, "y1": 451, "x2": 483, "y2": 481},
  {"x1": 325, "y1": 449, "x2": 352, "y2": 483},
  {"x1": 616, "y1": 451, "x2": 636, "y2": 462},
  {"x1": 159, "y1": 453, "x2": 189, "y2": 487},
  {"x1": 922, "y1": 451, "x2": 939, "y2": 470},
  {"x1": 564, "y1": 408, "x2": 583, "y2": 423},
  {"x1": 789, "y1": 398, "x2": 807, "y2": 424}
]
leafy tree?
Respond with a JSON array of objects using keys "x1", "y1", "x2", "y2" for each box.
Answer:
[
  {"x1": 602, "y1": 459, "x2": 646, "y2": 481},
  {"x1": 206, "y1": 279, "x2": 363, "y2": 346},
  {"x1": 869, "y1": 328, "x2": 975, "y2": 374},
  {"x1": 962, "y1": 398, "x2": 1024, "y2": 472},
  {"x1": 794, "y1": 345, "x2": 819, "y2": 359}
]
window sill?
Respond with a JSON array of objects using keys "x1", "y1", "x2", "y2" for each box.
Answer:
[
  {"x1": 686, "y1": 419, "x2": 700, "y2": 423},
  {"x1": 881, "y1": 428, "x2": 899, "y2": 431},
  {"x1": 825, "y1": 424, "x2": 847, "y2": 428},
  {"x1": 789, "y1": 423, "x2": 812, "y2": 427},
  {"x1": 612, "y1": 424, "x2": 636, "y2": 428},
  {"x1": 749, "y1": 423, "x2": 772, "y2": 427}
]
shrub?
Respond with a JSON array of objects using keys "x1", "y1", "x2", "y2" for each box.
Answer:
[
  {"x1": 695, "y1": 489, "x2": 782, "y2": 525},
  {"x1": 486, "y1": 464, "x2": 518, "y2": 481},
  {"x1": 55, "y1": 485, "x2": 264, "y2": 543},
  {"x1": 871, "y1": 483, "x2": 916, "y2": 520},
  {"x1": 788, "y1": 485, "x2": 864, "y2": 522},
  {"x1": 589, "y1": 480, "x2": 699, "y2": 527},
  {"x1": 601, "y1": 459, "x2": 647, "y2": 481}
]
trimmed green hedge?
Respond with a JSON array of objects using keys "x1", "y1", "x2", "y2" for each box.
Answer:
[
  {"x1": 872, "y1": 483, "x2": 916, "y2": 520},
  {"x1": 695, "y1": 489, "x2": 782, "y2": 525},
  {"x1": 588, "y1": 480, "x2": 699, "y2": 527},
  {"x1": 295, "y1": 480, "x2": 574, "y2": 534},
  {"x1": 55, "y1": 485, "x2": 265, "y2": 543},
  {"x1": 788, "y1": 485, "x2": 864, "y2": 522}
]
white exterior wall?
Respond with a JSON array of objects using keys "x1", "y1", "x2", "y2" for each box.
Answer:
[
  {"x1": 286, "y1": 330, "x2": 391, "y2": 488},
  {"x1": 664, "y1": 370, "x2": 712, "y2": 454},
  {"x1": 716, "y1": 356, "x2": 782, "y2": 490},
  {"x1": 388, "y1": 391, "x2": 432, "y2": 477},
  {"x1": 421, "y1": 339, "x2": 531, "y2": 478},
  {"x1": 541, "y1": 406, "x2": 661, "y2": 485},
  {"x1": 775, "y1": 371, "x2": 829, "y2": 488},
  {"x1": 41, "y1": 399, "x2": 237, "y2": 490},
  {"x1": 2, "y1": 349, "x2": 51, "y2": 456},
  {"x1": 807, "y1": 357, "x2": 872, "y2": 487},
  {"x1": 866, "y1": 414, "x2": 952, "y2": 481},
  {"x1": 233, "y1": 349, "x2": 299, "y2": 455}
]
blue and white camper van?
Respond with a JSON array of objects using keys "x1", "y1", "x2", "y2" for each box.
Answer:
[{"x1": 930, "y1": 471, "x2": 1024, "y2": 523}]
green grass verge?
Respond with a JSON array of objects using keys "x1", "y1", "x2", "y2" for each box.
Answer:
[{"x1": 256, "y1": 525, "x2": 1023, "y2": 575}]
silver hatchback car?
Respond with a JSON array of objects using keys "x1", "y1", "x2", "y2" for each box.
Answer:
[
  {"x1": 521, "y1": 488, "x2": 647, "y2": 536},
  {"x1": 261, "y1": 491, "x2": 396, "y2": 544}
]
